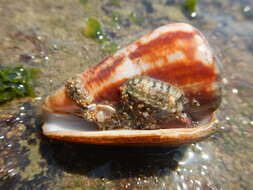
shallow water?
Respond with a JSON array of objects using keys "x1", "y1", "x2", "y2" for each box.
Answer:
[{"x1": 0, "y1": 0, "x2": 253, "y2": 189}]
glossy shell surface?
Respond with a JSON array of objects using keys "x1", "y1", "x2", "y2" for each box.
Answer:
[{"x1": 42, "y1": 23, "x2": 221, "y2": 146}]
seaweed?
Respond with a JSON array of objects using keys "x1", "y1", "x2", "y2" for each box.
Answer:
[
  {"x1": 84, "y1": 17, "x2": 119, "y2": 53},
  {"x1": 84, "y1": 18, "x2": 109, "y2": 43},
  {"x1": 0, "y1": 65, "x2": 39, "y2": 103},
  {"x1": 183, "y1": 0, "x2": 198, "y2": 18}
]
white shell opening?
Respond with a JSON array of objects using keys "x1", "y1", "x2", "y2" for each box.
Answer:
[
  {"x1": 42, "y1": 111, "x2": 218, "y2": 146},
  {"x1": 43, "y1": 112, "x2": 96, "y2": 132}
]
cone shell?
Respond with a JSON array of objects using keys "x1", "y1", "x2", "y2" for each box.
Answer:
[{"x1": 43, "y1": 23, "x2": 221, "y2": 146}]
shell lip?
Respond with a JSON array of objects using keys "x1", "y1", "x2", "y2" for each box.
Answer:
[{"x1": 42, "y1": 111, "x2": 218, "y2": 147}]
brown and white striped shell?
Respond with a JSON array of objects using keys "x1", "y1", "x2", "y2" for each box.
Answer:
[{"x1": 42, "y1": 23, "x2": 221, "y2": 146}]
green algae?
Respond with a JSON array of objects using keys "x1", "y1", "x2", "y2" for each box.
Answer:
[
  {"x1": 84, "y1": 18, "x2": 108, "y2": 43},
  {"x1": 0, "y1": 65, "x2": 39, "y2": 103},
  {"x1": 84, "y1": 17, "x2": 118, "y2": 53},
  {"x1": 183, "y1": 0, "x2": 198, "y2": 18}
]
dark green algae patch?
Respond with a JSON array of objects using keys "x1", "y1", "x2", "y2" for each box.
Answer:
[
  {"x1": 0, "y1": 0, "x2": 253, "y2": 190},
  {"x1": 0, "y1": 65, "x2": 39, "y2": 104},
  {"x1": 183, "y1": 0, "x2": 198, "y2": 18}
]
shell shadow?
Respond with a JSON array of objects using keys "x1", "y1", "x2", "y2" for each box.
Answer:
[{"x1": 39, "y1": 136, "x2": 187, "y2": 179}]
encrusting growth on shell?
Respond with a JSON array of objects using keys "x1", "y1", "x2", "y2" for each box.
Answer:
[
  {"x1": 65, "y1": 74, "x2": 93, "y2": 109},
  {"x1": 64, "y1": 76, "x2": 191, "y2": 130},
  {"x1": 119, "y1": 76, "x2": 191, "y2": 129},
  {"x1": 121, "y1": 76, "x2": 187, "y2": 114}
]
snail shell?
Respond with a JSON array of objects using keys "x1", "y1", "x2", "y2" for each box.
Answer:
[{"x1": 42, "y1": 23, "x2": 221, "y2": 146}]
